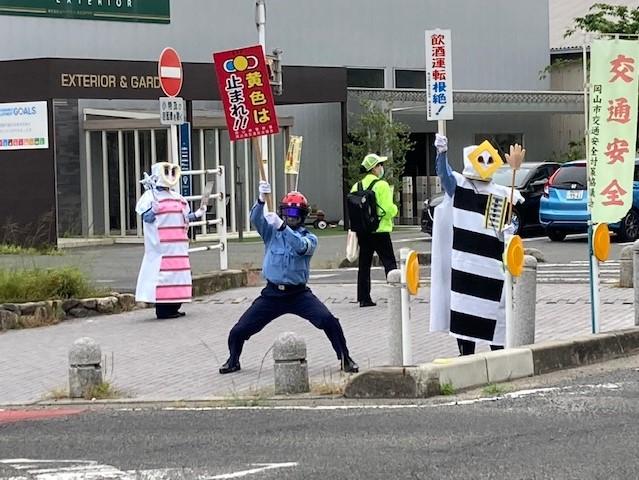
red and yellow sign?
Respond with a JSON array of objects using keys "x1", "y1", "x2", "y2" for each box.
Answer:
[{"x1": 213, "y1": 45, "x2": 279, "y2": 141}]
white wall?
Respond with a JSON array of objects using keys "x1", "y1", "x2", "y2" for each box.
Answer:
[{"x1": 1, "y1": 0, "x2": 550, "y2": 90}]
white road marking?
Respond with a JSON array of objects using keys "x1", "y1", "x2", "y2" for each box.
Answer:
[
  {"x1": 0, "y1": 460, "x2": 298, "y2": 480},
  {"x1": 309, "y1": 274, "x2": 339, "y2": 279},
  {"x1": 133, "y1": 383, "x2": 622, "y2": 413},
  {"x1": 392, "y1": 237, "x2": 431, "y2": 244},
  {"x1": 203, "y1": 463, "x2": 298, "y2": 479},
  {"x1": 0, "y1": 460, "x2": 130, "y2": 480}
]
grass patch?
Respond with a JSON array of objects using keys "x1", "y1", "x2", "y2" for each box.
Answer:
[
  {"x1": 0, "y1": 244, "x2": 61, "y2": 256},
  {"x1": 229, "y1": 396, "x2": 266, "y2": 407},
  {"x1": 440, "y1": 382, "x2": 456, "y2": 396},
  {"x1": 310, "y1": 380, "x2": 345, "y2": 396},
  {"x1": 482, "y1": 383, "x2": 509, "y2": 396},
  {"x1": 0, "y1": 267, "x2": 101, "y2": 303},
  {"x1": 83, "y1": 381, "x2": 121, "y2": 400},
  {"x1": 45, "y1": 387, "x2": 69, "y2": 401},
  {"x1": 44, "y1": 381, "x2": 122, "y2": 401}
]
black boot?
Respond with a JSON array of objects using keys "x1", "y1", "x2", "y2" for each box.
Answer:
[
  {"x1": 219, "y1": 359, "x2": 241, "y2": 374},
  {"x1": 341, "y1": 356, "x2": 359, "y2": 373},
  {"x1": 359, "y1": 300, "x2": 376, "y2": 308}
]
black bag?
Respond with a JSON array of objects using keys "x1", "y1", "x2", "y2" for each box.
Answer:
[{"x1": 347, "y1": 179, "x2": 384, "y2": 234}]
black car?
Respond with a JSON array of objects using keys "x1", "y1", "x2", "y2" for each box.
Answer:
[{"x1": 420, "y1": 162, "x2": 560, "y2": 236}]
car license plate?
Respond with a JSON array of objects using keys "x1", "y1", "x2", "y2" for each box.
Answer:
[{"x1": 567, "y1": 190, "x2": 584, "y2": 200}]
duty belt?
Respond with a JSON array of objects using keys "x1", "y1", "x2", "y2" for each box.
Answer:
[{"x1": 267, "y1": 281, "x2": 306, "y2": 292}]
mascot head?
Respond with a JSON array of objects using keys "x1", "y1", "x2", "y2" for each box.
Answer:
[
  {"x1": 462, "y1": 140, "x2": 503, "y2": 181},
  {"x1": 151, "y1": 162, "x2": 181, "y2": 189}
]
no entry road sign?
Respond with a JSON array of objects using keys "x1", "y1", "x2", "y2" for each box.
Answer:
[{"x1": 158, "y1": 47, "x2": 183, "y2": 98}]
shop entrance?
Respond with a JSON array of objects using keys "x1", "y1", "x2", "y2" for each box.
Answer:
[{"x1": 83, "y1": 110, "x2": 290, "y2": 239}]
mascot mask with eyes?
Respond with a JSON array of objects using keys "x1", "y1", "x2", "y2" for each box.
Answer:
[
  {"x1": 462, "y1": 140, "x2": 504, "y2": 182},
  {"x1": 151, "y1": 162, "x2": 181, "y2": 189}
]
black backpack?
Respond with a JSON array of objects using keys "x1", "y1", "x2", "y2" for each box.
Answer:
[{"x1": 347, "y1": 179, "x2": 384, "y2": 234}]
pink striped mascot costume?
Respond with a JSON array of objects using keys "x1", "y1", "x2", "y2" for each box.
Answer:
[{"x1": 135, "y1": 162, "x2": 205, "y2": 319}]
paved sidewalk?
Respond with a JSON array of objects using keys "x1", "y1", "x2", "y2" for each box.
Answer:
[{"x1": 0, "y1": 283, "x2": 634, "y2": 404}]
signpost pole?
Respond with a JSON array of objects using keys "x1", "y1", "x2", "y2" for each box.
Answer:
[
  {"x1": 256, "y1": 0, "x2": 270, "y2": 186},
  {"x1": 170, "y1": 124, "x2": 179, "y2": 164},
  {"x1": 583, "y1": 37, "x2": 600, "y2": 334},
  {"x1": 251, "y1": 137, "x2": 273, "y2": 211}
]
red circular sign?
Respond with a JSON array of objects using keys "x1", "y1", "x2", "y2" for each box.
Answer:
[{"x1": 158, "y1": 47, "x2": 183, "y2": 97}]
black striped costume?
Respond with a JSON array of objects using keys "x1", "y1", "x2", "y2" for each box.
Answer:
[{"x1": 430, "y1": 172, "x2": 522, "y2": 346}]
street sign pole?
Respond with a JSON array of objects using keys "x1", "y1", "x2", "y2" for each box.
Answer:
[
  {"x1": 256, "y1": 0, "x2": 270, "y2": 189},
  {"x1": 158, "y1": 47, "x2": 184, "y2": 166}
]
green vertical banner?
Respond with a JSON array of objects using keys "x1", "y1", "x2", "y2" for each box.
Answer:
[{"x1": 589, "y1": 39, "x2": 639, "y2": 224}]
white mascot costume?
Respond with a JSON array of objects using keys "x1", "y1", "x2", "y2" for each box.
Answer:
[
  {"x1": 429, "y1": 135, "x2": 524, "y2": 354},
  {"x1": 135, "y1": 162, "x2": 205, "y2": 319}
]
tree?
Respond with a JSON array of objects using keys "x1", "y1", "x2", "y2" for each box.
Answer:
[
  {"x1": 565, "y1": 3, "x2": 639, "y2": 38},
  {"x1": 343, "y1": 100, "x2": 414, "y2": 195},
  {"x1": 540, "y1": 3, "x2": 639, "y2": 79}
]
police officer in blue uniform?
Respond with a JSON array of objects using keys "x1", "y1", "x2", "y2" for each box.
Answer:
[{"x1": 219, "y1": 181, "x2": 359, "y2": 374}]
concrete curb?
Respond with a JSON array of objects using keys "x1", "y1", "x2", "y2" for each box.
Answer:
[
  {"x1": 192, "y1": 269, "x2": 262, "y2": 297},
  {"x1": 344, "y1": 327, "x2": 639, "y2": 398}
]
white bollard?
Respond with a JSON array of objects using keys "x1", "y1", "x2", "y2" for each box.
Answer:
[
  {"x1": 273, "y1": 332, "x2": 309, "y2": 395},
  {"x1": 68, "y1": 337, "x2": 102, "y2": 398},
  {"x1": 620, "y1": 245, "x2": 633, "y2": 288},
  {"x1": 386, "y1": 269, "x2": 402, "y2": 365},
  {"x1": 633, "y1": 240, "x2": 639, "y2": 326},
  {"x1": 399, "y1": 248, "x2": 412, "y2": 365},
  {"x1": 512, "y1": 255, "x2": 537, "y2": 347}
]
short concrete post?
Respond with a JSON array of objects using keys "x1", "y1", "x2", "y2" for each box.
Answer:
[
  {"x1": 633, "y1": 241, "x2": 639, "y2": 326},
  {"x1": 273, "y1": 332, "x2": 309, "y2": 395},
  {"x1": 68, "y1": 337, "x2": 102, "y2": 398},
  {"x1": 512, "y1": 255, "x2": 537, "y2": 347},
  {"x1": 386, "y1": 269, "x2": 402, "y2": 365},
  {"x1": 620, "y1": 245, "x2": 633, "y2": 288}
]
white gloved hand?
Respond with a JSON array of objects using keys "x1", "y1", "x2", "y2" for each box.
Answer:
[
  {"x1": 194, "y1": 206, "x2": 206, "y2": 218},
  {"x1": 501, "y1": 223, "x2": 516, "y2": 236},
  {"x1": 258, "y1": 181, "x2": 271, "y2": 202},
  {"x1": 434, "y1": 133, "x2": 448, "y2": 154},
  {"x1": 264, "y1": 212, "x2": 284, "y2": 230}
]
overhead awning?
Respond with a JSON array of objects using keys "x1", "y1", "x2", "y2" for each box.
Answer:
[{"x1": 348, "y1": 88, "x2": 585, "y2": 114}]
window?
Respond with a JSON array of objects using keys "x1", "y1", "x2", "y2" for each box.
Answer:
[
  {"x1": 474, "y1": 133, "x2": 524, "y2": 158},
  {"x1": 347, "y1": 68, "x2": 384, "y2": 88},
  {"x1": 552, "y1": 164, "x2": 587, "y2": 189},
  {"x1": 395, "y1": 69, "x2": 426, "y2": 89}
]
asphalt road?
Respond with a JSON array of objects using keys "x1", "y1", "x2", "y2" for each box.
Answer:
[
  {"x1": 3, "y1": 356, "x2": 639, "y2": 479},
  {"x1": 310, "y1": 232, "x2": 628, "y2": 285}
]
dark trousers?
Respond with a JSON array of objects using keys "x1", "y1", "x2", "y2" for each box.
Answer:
[
  {"x1": 457, "y1": 339, "x2": 504, "y2": 356},
  {"x1": 227, "y1": 283, "x2": 350, "y2": 365},
  {"x1": 357, "y1": 232, "x2": 397, "y2": 302},
  {"x1": 155, "y1": 303, "x2": 181, "y2": 319}
]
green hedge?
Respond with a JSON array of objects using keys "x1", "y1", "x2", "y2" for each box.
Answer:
[{"x1": 0, "y1": 267, "x2": 98, "y2": 303}]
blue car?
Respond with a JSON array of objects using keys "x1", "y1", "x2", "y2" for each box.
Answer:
[{"x1": 539, "y1": 159, "x2": 639, "y2": 242}]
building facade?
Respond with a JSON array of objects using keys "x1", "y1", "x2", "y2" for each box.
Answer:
[{"x1": 0, "y1": 0, "x2": 573, "y2": 244}]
